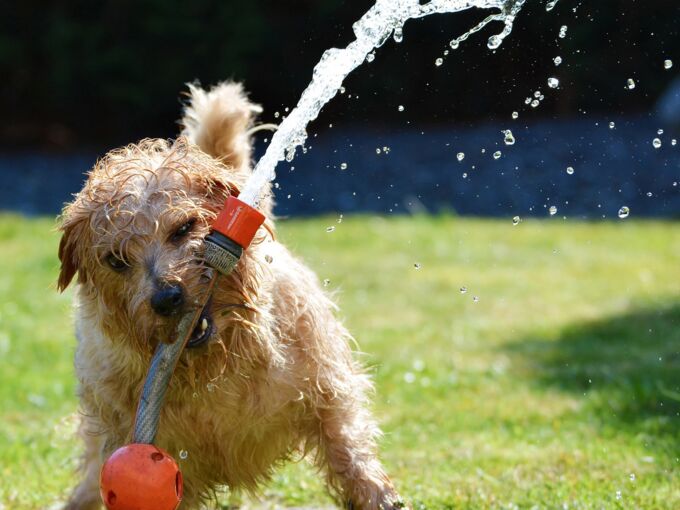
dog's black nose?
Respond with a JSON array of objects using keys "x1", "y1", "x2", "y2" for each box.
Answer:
[{"x1": 150, "y1": 284, "x2": 185, "y2": 316}]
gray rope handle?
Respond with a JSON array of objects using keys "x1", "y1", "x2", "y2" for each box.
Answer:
[{"x1": 133, "y1": 274, "x2": 218, "y2": 444}]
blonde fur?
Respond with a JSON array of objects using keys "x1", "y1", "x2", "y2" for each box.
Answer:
[
  {"x1": 181, "y1": 81, "x2": 261, "y2": 171},
  {"x1": 60, "y1": 83, "x2": 403, "y2": 510}
]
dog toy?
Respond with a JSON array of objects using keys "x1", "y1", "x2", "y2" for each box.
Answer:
[{"x1": 99, "y1": 195, "x2": 265, "y2": 510}]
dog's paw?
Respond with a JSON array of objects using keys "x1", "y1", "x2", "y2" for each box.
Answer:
[{"x1": 347, "y1": 494, "x2": 410, "y2": 510}]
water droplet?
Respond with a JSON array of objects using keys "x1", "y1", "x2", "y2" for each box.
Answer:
[
  {"x1": 460, "y1": 286, "x2": 468, "y2": 294},
  {"x1": 450, "y1": 39, "x2": 460, "y2": 50},
  {"x1": 404, "y1": 372, "x2": 416, "y2": 383},
  {"x1": 472, "y1": 296, "x2": 480, "y2": 303},
  {"x1": 609, "y1": 121, "x2": 615, "y2": 129},
  {"x1": 566, "y1": 166, "x2": 575, "y2": 175},
  {"x1": 672, "y1": 139, "x2": 678, "y2": 146},
  {"x1": 558, "y1": 25, "x2": 568, "y2": 38},
  {"x1": 545, "y1": 0, "x2": 558, "y2": 11},
  {"x1": 393, "y1": 27, "x2": 403, "y2": 43},
  {"x1": 615, "y1": 490, "x2": 622, "y2": 501},
  {"x1": 179, "y1": 450, "x2": 188, "y2": 460},
  {"x1": 264, "y1": 254, "x2": 273, "y2": 264},
  {"x1": 375, "y1": 147, "x2": 382, "y2": 155},
  {"x1": 512, "y1": 215, "x2": 521, "y2": 225},
  {"x1": 274, "y1": 111, "x2": 280, "y2": 119},
  {"x1": 493, "y1": 151, "x2": 502, "y2": 160},
  {"x1": 618, "y1": 206, "x2": 630, "y2": 219},
  {"x1": 531, "y1": 99, "x2": 540, "y2": 108},
  {"x1": 627, "y1": 78, "x2": 636, "y2": 90},
  {"x1": 664, "y1": 59, "x2": 673, "y2": 70},
  {"x1": 487, "y1": 35, "x2": 502, "y2": 50},
  {"x1": 553, "y1": 56, "x2": 562, "y2": 66},
  {"x1": 192, "y1": 392, "x2": 199, "y2": 399},
  {"x1": 629, "y1": 473, "x2": 636, "y2": 482},
  {"x1": 323, "y1": 278, "x2": 330, "y2": 287},
  {"x1": 457, "y1": 152, "x2": 465, "y2": 162},
  {"x1": 414, "y1": 263, "x2": 422, "y2": 270},
  {"x1": 503, "y1": 129, "x2": 515, "y2": 145},
  {"x1": 207, "y1": 383, "x2": 216, "y2": 392},
  {"x1": 339, "y1": 86, "x2": 346, "y2": 94},
  {"x1": 398, "y1": 105, "x2": 405, "y2": 112},
  {"x1": 549, "y1": 205, "x2": 557, "y2": 216},
  {"x1": 435, "y1": 57, "x2": 443, "y2": 67},
  {"x1": 326, "y1": 226, "x2": 335, "y2": 233},
  {"x1": 340, "y1": 162, "x2": 348, "y2": 170},
  {"x1": 657, "y1": 128, "x2": 664, "y2": 135},
  {"x1": 383, "y1": 146, "x2": 391, "y2": 154},
  {"x1": 652, "y1": 138, "x2": 662, "y2": 149},
  {"x1": 366, "y1": 52, "x2": 375, "y2": 63},
  {"x1": 547, "y1": 77, "x2": 560, "y2": 88},
  {"x1": 646, "y1": 191, "x2": 653, "y2": 197},
  {"x1": 512, "y1": 111, "x2": 519, "y2": 119}
]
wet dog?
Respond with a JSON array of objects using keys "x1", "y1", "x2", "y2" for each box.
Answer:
[{"x1": 59, "y1": 82, "x2": 403, "y2": 510}]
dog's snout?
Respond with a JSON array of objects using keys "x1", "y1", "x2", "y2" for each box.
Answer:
[{"x1": 150, "y1": 284, "x2": 185, "y2": 316}]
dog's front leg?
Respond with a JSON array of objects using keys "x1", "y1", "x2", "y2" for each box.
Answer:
[{"x1": 316, "y1": 400, "x2": 404, "y2": 510}]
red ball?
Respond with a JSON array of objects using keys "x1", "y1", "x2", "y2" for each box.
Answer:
[{"x1": 100, "y1": 443, "x2": 183, "y2": 510}]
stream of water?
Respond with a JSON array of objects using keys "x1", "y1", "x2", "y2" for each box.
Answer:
[{"x1": 239, "y1": 0, "x2": 558, "y2": 206}]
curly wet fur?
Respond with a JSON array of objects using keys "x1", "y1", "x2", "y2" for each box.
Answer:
[{"x1": 59, "y1": 82, "x2": 402, "y2": 510}]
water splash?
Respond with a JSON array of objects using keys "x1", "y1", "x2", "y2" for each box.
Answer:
[
  {"x1": 503, "y1": 129, "x2": 515, "y2": 145},
  {"x1": 447, "y1": 0, "x2": 526, "y2": 54},
  {"x1": 239, "y1": 0, "x2": 540, "y2": 206}
]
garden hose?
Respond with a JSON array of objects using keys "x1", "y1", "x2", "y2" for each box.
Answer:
[{"x1": 133, "y1": 195, "x2": 264, "y2": 444}]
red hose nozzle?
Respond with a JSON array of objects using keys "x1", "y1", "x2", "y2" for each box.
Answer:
[{"x1": 212, "y1": 196, "x2": 265, "y2": 249}]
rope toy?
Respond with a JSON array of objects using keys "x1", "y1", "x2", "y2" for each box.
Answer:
[{"x1": 99, "y1": 196, "x2": 265, "y2": 510}]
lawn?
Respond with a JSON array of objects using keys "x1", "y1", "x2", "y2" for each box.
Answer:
[{"x1": 1, "y1": 213, "x2": 679, "y2": 509}]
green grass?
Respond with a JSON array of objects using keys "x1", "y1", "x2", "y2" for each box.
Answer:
[{"x1": 1, "y1": 213, "x2": 679, "y2": 509}]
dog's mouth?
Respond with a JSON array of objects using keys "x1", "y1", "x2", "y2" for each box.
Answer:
[{"x1": 185, "y1": 301, "x2": 215, "y2": 349}]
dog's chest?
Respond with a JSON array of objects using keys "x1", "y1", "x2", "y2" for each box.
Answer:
[{"x1": 154, "y1": 373, "x2": 306, "y2": 484}]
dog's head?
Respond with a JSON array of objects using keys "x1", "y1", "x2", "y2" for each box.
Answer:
[{"x1": 58, "y1": 137, "x2": 266, "y2": 351}]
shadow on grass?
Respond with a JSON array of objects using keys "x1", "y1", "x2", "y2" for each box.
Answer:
[{"x1": 506, "y1": 303, "x2": 680, "y2": 456}]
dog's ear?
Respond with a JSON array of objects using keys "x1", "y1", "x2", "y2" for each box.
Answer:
[
  {"x1": 57, "y1": 208, "x2": 87, "y2": 292},
  {"x1": 180, "y1": 81, "x2": 262, "y2": 171}
]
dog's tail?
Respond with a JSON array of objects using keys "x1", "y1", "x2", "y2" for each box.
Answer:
[{"x1": 180, "y1": 81, "x2": 262, "y2": 171}]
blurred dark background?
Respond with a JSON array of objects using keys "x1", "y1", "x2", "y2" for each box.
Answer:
[{"x1": 1, "y1": 0, "x2": 679, "y2": 217}]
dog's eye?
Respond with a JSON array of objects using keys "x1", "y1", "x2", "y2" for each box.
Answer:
[
  {"x1": 106, "y1": 253, "x2": 128, "y2": 272},
  {"x1": 172, "y1": 219, "x2": 196, "y2": 241}
]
